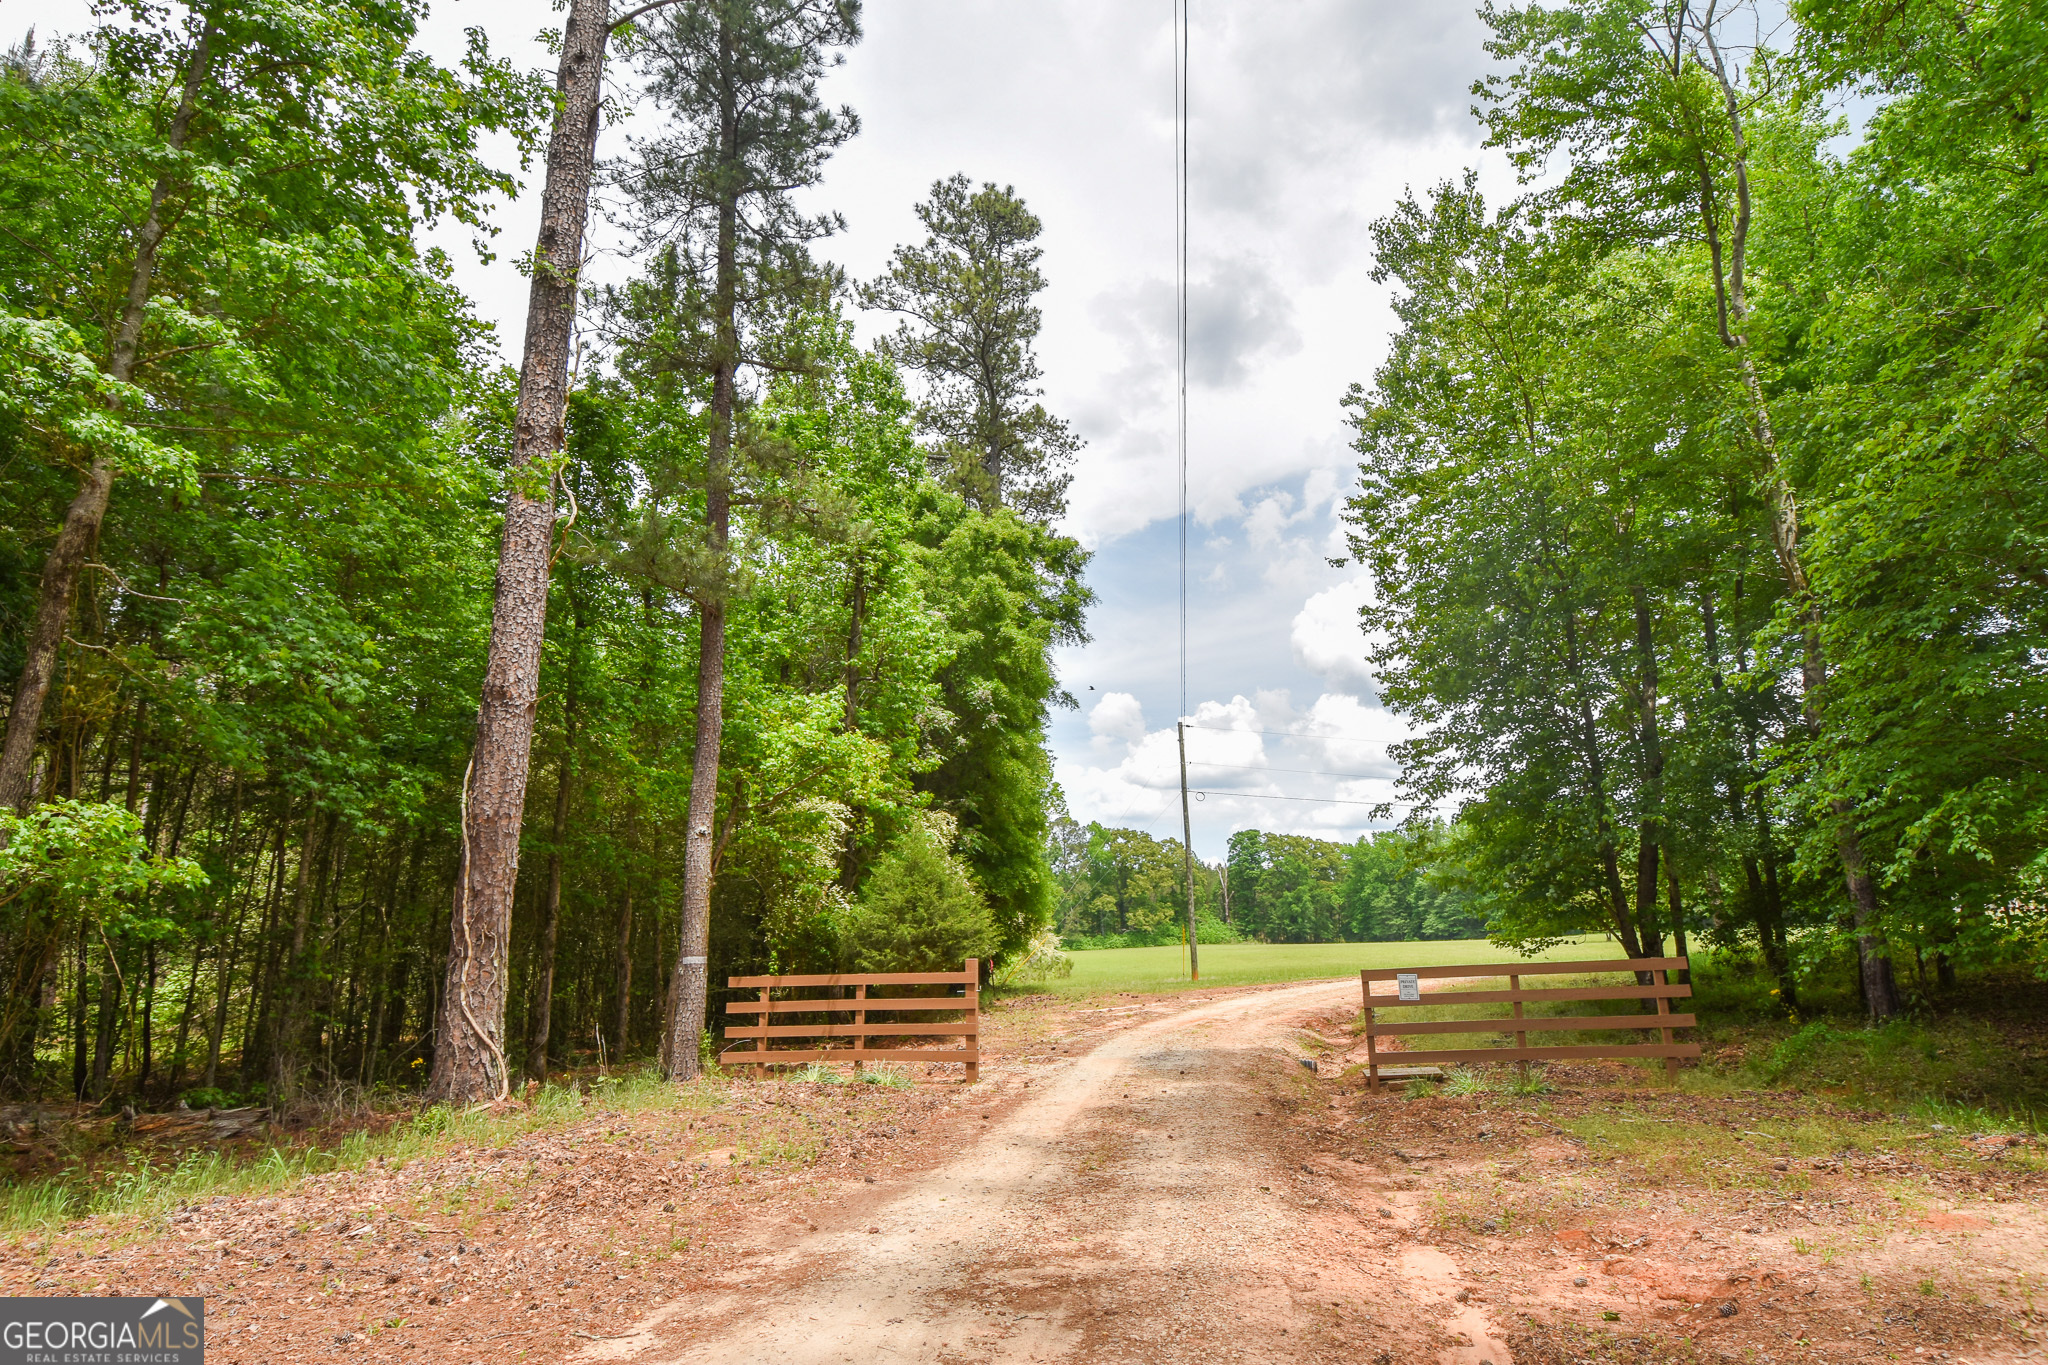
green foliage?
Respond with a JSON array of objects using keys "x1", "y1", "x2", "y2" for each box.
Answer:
[
  {"x1": 1052, "y1": 819, "x2": 1186, "y2": 943},
  {"x1": 843, "y1": 817, "x2": 996, "y2": 974},
  {"x1": 0, "y1": 799, "x2": 205, "y2": 918},
  {"x1": 1225, "y1": 825, "x2": 1482, "y2": 944},
  {"x1": 1341, "y1": 0, "x2": 2048, "y2": 998},
  {"x1": 0, "y1": 5, "x2": 1087, "y2": 1106},
  {"x1": 912, "y1": 501, "x2": 1089, "y2": 960},
  {"x1": 863, "y1": 175, "x2": 1081, "y2": 521}
]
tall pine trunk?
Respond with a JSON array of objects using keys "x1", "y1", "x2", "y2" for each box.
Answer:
[
  {"x1": 613, "y1": 811, "x2": 635, "y2": 1055},
  {"x1": 661, "y1": 16, "x2": 743, "y2": 1084},
  {"x1": 428, "y1": 0, "x2": 610, "y2": 1104},
  {"x1": 268, "y1": 808, "x2": 324, "y2": 1102}
]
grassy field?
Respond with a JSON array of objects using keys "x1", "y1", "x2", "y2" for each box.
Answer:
[{"x1": 1042, "y1": 935, "x2": 1633, "y2": 998}]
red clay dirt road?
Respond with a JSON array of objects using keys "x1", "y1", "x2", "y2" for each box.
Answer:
[
  {"x1": 8, "y1": 978, "x2": 2038, "y2": 1365},
  {"x1": 577, "y1": 978, "x2": 1494, "y2": 1365}
]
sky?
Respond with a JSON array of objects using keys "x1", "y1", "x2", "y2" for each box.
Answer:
[{"x1": 22, "y1": 0, "x2": 1520, "y2": 859}]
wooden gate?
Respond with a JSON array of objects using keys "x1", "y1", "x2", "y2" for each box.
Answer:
[
  {"x1": 1360, "y1": 957, "x2": 1698, "y2": 1089},
  {"x1": 720, "y1": 959, "x2": 979, "y2": 1081}
]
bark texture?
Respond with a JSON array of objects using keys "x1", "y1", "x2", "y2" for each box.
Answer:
[
  {"x1": 524, "y1": 738, "x2": 571, "y2": 1081},
  {"x1": 267, "y1": 807, "x2": 323, "y2": 1100},
  {"x1": 427, "y1": 0, "x2": 608, "y2": 1103},
  {"x1": 660, "y1": 14, "x2": 743, "y2": 1083}
]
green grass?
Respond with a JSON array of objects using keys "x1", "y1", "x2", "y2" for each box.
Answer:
[{"x1": 1042, "y1": 935, "x2": 1635, "y2": 998}]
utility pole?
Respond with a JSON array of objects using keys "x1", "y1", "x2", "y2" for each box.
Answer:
[
  {"x1": 1173, "y1": 0, "x2": 1195, "y2": 983},
  {"x1": 1179, "y1": 720, "x2": 1199, "y2": 982}
]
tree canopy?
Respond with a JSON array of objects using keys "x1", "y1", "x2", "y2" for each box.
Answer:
[
  {"x1": 0, "y1": 3, "x2": 1087, "y2": 1105},
  {"x1": 1342, "y1": 0, "x2": 2048, "y2": 1009}
]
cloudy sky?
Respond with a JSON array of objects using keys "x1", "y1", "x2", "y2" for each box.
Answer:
[
  {"x1": 782, "y1": 2, "x2": 1515, "y2": 857},
  {"x1": 27, "y1": 0, "x2": 1517, "y2": 858}
]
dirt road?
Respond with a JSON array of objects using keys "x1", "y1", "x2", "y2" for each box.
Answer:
[
  {"x1": 583, "y1": 978, "x2": 1498, "y2": 1365},
  {"x1": 7, "y1": 978, "x2": 2037, "y2": 1365}
]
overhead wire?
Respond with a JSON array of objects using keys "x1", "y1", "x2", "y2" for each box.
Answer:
[
  {"x1": 1181, "y1": 723, "x2": 1386, "y2": 741},
  {"x1": 1176, "y1": 0, "x2": 1190, "y2": 954},
  {"x1": 1188, "y1": 790, "x2": 1405, "y2": 808},
  {"x1": 1174, "y1": 0, "x2": 1197, "y2": 981},
  {"x1": 1187, "y1": 760, "x2": 1391, "y2": 781}
]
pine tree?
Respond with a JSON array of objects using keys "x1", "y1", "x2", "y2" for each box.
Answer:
[
  {"x1": 613, "y1": 0, "x2": 862, "y2": 1081},
  {"x1": 862, "y1": 176, "x2": 1080, "y2": 523}
]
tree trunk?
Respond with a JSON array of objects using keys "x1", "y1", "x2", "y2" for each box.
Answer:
[
  {"x1": 427, "y1": 0, "x2": 610, "y2": 1105},
  {"x1": 0, "y1": 26, "x2": 214, "y2": 815},
  {"x1": 203, "y1": 867, "x2": 256, "y2": 1090},
  {"x1": 268, "y1": 807, "x2": 323, "y2": 1102},
  {"x1": 1629, "y1": 586, "x2": 1666, "y2": 960},
  {"x1": 1833, "y1": 801, "x2": 1900, "y2": 1019},
  {"x1": 662, "y1": 20, "x2": 742, "y2": 1083},
  {"x1": 525, "y1": 724, "x2": 574, "y2": 1081},
  {"x1": 613, "y1": 822, "x2": 634, "y2": 1055},
  {"x1": 843, "y1": 558, "x2": 865, "y2": 730},
  {"x1": 240, "y1": 812, "x2": 289, "y2": 1087},
  {"x1": 1698, "y1": 32, "x2": 1897, "y2": 1019},
  {"x1": 1562, "y1": 608, "x2": 1646, "y2": 958},
  {"x1": 138, "y1": 942, "x2": 158, "y2": 1092},
  {"x1": 70, "y1": 913, "x2": 90, "y2": 1099},
  {"x1": 90, "y1": 947, "x2": 119, "y2": 1097},
  {"x1": 664, "y1": 597, "x2": 726, "y2": 1081}
]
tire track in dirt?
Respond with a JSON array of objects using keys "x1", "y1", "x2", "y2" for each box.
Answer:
[{"x1": 579, "y1": 979, "x2": 1510, "y2": 1365}]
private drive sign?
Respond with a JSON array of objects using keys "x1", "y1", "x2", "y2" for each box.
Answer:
[{"x1": 1, "y1": 1297, "x2": 203, "y2": 1365}]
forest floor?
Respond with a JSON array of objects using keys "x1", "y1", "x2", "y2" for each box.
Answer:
[{"x1": 1, "y1": 979, "x2": 2044, "y2": 1365}]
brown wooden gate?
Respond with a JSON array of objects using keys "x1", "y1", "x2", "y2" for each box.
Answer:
[
  {"x1": 1360, "y1": 957, "x2": 1698, "y2": 1089},
  {"x1": 720, "y1": 959, "x2": 979, "y2": 1081}
]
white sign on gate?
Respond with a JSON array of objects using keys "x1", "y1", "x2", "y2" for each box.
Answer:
[{"x1": 1396, "y1": 972, "x2": 1420, "y2": 1002}]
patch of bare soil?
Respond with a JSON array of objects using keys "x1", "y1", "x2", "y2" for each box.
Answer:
[
  {"x1": 2, "y1": 984, "x2": 2042, "y2": 1365},
  {"x1": 1292, "y1": 1004, "x2": 2048, "y2": 1365}
]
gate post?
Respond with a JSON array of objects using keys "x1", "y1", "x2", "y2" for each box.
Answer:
[
  {"x1": 964, "y1": 958, "x2": 980, "y2": 1083},
  {"x1": 1361, "y1": 971, "x2": 1380, "y2": 1092},
  {"x1": 853, "y1": 981, "x2": 866, "y2": 1074},
  {"x1": 1656, "y1": 966, "x2": 1678, "y2": 1083}
]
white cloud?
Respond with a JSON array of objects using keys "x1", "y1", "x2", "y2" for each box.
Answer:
[
  {"x1": 1290, "y1": 576, "x2": 1377, "y2": 696},
  {"x1": 1245, "y1": 492, "x2": 1300, "y2": 550},
  {"x1": 1087, "y1": 691, "x2": 1148, "y2": 755},
  {"x1": 1060, "y1": 688, "x2": 1413, "y2": 844}
]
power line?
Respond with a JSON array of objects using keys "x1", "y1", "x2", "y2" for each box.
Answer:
[
  {"x1": 1190, "y1": 789, "x2": 1408, "y2": 809},
  {"x1": 1181, "y1": 723, "x2": 1388, "y2": 741},
  {"x1": 1174, "y1": 0, "x2": 1197, "y2": 984},
  {"x1": 1187, "y1": 761, "x2": 1391, "y2": 781}
]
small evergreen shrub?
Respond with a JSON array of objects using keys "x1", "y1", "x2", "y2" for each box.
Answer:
[{"x1": 844, "y1": 820, "x2": 996, "y2": 973}]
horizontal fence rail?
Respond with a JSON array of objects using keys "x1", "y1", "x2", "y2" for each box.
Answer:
[
  {"x1": 720, "y1": 959, "x2": 979, "y2": 1081},
  {"x1": 1360, "y1": 957, "x2": 1699, "y2": 1088}
]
